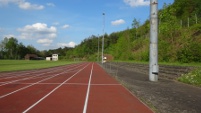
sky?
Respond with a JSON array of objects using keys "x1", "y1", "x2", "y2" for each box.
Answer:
[{"x1": 0, "y1": 0, "x2": 174, "y2": 50}]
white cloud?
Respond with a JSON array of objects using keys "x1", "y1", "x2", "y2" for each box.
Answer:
[
  {"x1": 62, "y1": 24, "x2": 70, "y2": 29},
  {"x1": 18, "y1": 1, "x2": 44, "y2": 10},
  {"x1": 111, "y1": 19, "x2": 125, "y2": 26},
  {"x1": 18, "y1": 23, "x2": 57, "y2": 39},
  {"x1": 57, "y1": 42, "x2": 76, "y2": 48},
  {"x1": 46, "y1": 3, "x2": 55, "y2": 7},
  {"x1": 123, "y1": 0, "x2": 150, "y2": 7},
  {"x1": 0, "y1": 0, "x2": 44, "y2": 10},
  {"x1": 37, "y1": 38, "x2": 53, "y2": 46}
]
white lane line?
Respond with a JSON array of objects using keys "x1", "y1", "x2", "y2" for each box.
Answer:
[
  {"x1": 22, "y1": 63, "x2": 89, "y2": 113},
  {"x1": 0, "y1": 63, "x2": 85, "y2": 99},
  {"x1": 0, "y1": 71, "x2": 66, "y2": 99},
  {"x1": 0, "y1": 63, "x2": 78, "y2": 78},
  {"x1": 0, "y1": 82, "x2": 121, "y2": 86},
  {"x1": 0, "y1": 73, "x2": 50, "y2": 87},
  {"x1": 91, "y1": 84, "x2": 121, "y2": 86},
  {"x1": 0, "y1": 67, "x2": 57, "y2": 80},
  {"x1": 0, "y1": 63, "x2": 84, "y2": 87},
  {"x1": 0, "y1": 63, "x2": 81, "y2": 80},
  {"x1": 83, "y1": 63, "x2": 94, "y2": 113}
]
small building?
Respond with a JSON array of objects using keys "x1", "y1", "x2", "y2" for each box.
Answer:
[
  {"x1": 103, "y1": 54, "x2": 114, "y2": 62},
  {"x1": 46, "y1": 57, "x2": 52, "y2": 61},
  {"x1": 25, "y1": 54, "x2": 38, "y2": 60},
  {"x1": 52, "y1": 54, "x2": 58, "y2": 61},
  {"x1": 103, "y1": 56, "x2": 107, "y2": 63}
]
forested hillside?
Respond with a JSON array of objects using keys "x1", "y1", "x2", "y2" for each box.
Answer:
[
  {"x1": 65, "y1": 0, "x2": 201, "y2": 63},
  {"x1": 1, "y1": 0, "x2": 201, "y2": 63}
]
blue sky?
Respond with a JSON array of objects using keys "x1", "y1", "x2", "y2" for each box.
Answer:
[{"x1": 0, "y1": 0, "x2": 174, "y2": 50}]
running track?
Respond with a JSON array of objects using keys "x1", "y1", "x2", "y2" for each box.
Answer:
[{"x1": 0, "y1": 62, "x2": 153, "y2": 113}]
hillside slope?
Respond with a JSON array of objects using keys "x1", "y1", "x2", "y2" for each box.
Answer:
[{"x1": 64, "y1": 0, "x2": 201, "y2": 63}]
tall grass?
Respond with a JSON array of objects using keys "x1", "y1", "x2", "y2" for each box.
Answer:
[{"x1": 0, "y1": 60, "x2": 77, "y2": 72}]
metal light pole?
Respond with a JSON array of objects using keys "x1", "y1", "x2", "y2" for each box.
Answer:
[
  {"x1": 97, "y1": 34, "x2": 99, "y2": 62},
  {"x1": 149, "y1": 0, "x2": 159, "y2": 81},
  {"x1": 102, "y1": 13, "x2": 105, "y2": 64}
]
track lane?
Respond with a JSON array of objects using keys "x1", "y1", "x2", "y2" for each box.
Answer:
[
  {"x1": 0, "y1": 63, "x2": 88, "y2": 113},
  {"x1": 22, "y1": 63, "x2": 90, "y2": 113},
  {"x1": 0, "y1": 63, "x2": 85, "y2": 98},
  {"x1": 0, "y1": 63, "x2": 81, "y2": 83},
  {"x1": 87, "y1": 63, "x2": 153, "y2": 113},
  {"x1": 0, "y1": 84, "x2": 58, "y2": 113},
  {"x1": 0, "y1": 62, "x2": 153, "y2": 113}
]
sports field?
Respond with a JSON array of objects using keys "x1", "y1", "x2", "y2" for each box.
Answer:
[{"x1": 0, "y1": 60, "x2": 76, "y2": 72}]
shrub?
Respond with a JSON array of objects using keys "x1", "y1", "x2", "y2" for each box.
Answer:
[{"x1": 177, "y1": 42, "x2": 201, "y2": 63}]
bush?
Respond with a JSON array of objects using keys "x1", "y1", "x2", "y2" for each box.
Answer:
[{"x1": 177, "y1": 42, "x2": 201, "y2": 63}]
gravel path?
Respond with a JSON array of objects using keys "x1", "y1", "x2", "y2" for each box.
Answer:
[{"x1": 102, "y1": 63, "x2": 201, "y2": 113}]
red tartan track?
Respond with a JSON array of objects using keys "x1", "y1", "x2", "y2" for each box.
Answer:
[{"x1": 0, "y1": 62, "x2": 153, "y2": 113}]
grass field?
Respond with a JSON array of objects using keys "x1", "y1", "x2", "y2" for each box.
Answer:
[{"x1": 0, "y1": 60, "x2": 77, "y2": 72}]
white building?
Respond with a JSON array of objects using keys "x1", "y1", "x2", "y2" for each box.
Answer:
[
  {"x1": 103, "y1": 56, "x2": 107, "y2": 63},
  {"x1": 46, "y1": 57, "x2": 52, "y2": 61},
  {"x1": 52, "y1": 54, "x2": 58, "y2": 61}
]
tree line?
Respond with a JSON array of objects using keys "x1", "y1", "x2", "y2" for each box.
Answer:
[
  {"x1": 0, "y1": 37, "x2": 37, "y2": 59},
  {"x1": 0, "y1": 37, "x2": 72, "y2": 59}
]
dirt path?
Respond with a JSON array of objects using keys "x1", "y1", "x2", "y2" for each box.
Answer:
[{"x1": 103, "y1": 63, "x2": 201, "y2": 113}]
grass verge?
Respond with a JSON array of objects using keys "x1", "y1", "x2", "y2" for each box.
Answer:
[
  {"x1": 178, "y1": 68, "x2": 201, "y2": 87},
  {"x1": 0, "y1": 60, "x2": 78, "y2": 72}
]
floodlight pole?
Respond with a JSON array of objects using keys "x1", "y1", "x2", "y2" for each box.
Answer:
[
  {"x1": 149, "y1": 0, "x2": 159, "y2": 81},
  {"x1": 97, "y1": 34, "x2": 99, "y2": 62},
  {"x1": 102, "y1": 13, "x2": 105, "y2": 64}
]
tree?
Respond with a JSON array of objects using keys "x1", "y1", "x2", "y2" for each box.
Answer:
[
  {"x1": 5, "y1": 37, "x2": 18, "y2": 59},
  {"x1": 115, "y1": 30, "x2": 132, "y2": 60},
  {"x1": 17, "y1": 42, "x2": 27, "y2": 59},
  {"x1": 0, "y1": 38, "x2": 8, "y2": 59},
  {"x1": 132, "y1": 18, "x2": 140, "y2": 29},
  {"x1": 26, "y1": 45, "x2": 37, "y2": 54}
]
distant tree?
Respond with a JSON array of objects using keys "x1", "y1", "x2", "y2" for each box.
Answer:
[
  {"x1": 17, "y1": 42, "x2": 27, "y2": 59},
  {"x1": 0, "y1": 38, "x2": 8, "y2": 58},
  {"x1": 5, "y1": 37, "x2": 18, "y2": 59},
  {"x1": 26, "y1": 45, "x2": 37, "y2": 54},
  {"x1": 115, "y1": 30, "x2": 132, "y2": 60},
  {"x1": 132, "y1": 18, "x2": 140, "y2": 29}
]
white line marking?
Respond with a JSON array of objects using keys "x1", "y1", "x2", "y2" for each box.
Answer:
[
  {"x1": 0, "y1": 63, "x2": 86, "y2": 99},
  {"x1": 6, "y1": 82, "x2": 121, "y2": 86},
  {"x1": 0, "y1": 63, "x2": 83, "y2": 81},
  {"x1": 0, "y1": 71, "x2": 65, "y2": 99},
  {"x1": 91, "y1": 84, "x2": 121, "y2": 86},
  {"x1": 0, "y1": 73, "x2": 47, "y2": 87},
  {"x1": 22, "y1": 63, "x2": 89, "y2": 113},
  {"x1": 83, "y1": 63, "x2": 94, "y2": 113}
]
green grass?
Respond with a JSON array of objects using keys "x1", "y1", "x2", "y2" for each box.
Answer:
[
  {"x1": 178, "y1": 68, "x2": 201, "y2": 87},
  {"x1": 0, "y1": 60, "x2": 78, "y2": 72}
]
